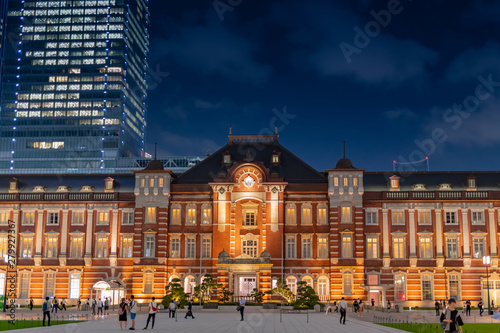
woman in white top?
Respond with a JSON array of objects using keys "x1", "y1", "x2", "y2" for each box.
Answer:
[{"x1": 143, "y1": 297, "x2": 158, "y2": 330}]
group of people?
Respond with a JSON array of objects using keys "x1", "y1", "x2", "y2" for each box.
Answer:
[
  {"x1": 41, "y1": 297, "x2": 69, "y2": 326},
  {"x1": 89, "y1": 296, "x2": 112, "y2": 315}
]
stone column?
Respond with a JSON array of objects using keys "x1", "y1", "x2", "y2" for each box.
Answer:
[
  {"x1": 34, "y1": 210, "x2": 44, "y2": 266},
  {"x1": 59, "y1": 210, "x2": 69, "y2": 266},
  {"x1": 84, "y1": 210, "x2": 93, "y2": 267},
  {"x1": 110, "y1": 210, "x2": 119, "y2": 267},
  {"x1": 382, "y1": 209, "x2": 390, "y2": 267},
  {"x1": 489, "y1": 209, "x2": 498, "y2": 267}
]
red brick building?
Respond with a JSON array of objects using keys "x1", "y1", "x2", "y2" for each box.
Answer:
[{"x1": 2, "y1": 134, "x2": 500, "y2": 307}]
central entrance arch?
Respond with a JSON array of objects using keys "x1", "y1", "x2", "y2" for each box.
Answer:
[{"x1": 91, "y1": 279, "x2": 126, "y2": 306}]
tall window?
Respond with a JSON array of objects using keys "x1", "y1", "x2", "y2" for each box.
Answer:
[
  {"x1": 341, "y1": 206, "x2": 351, "y2": 223},
  {"x1": 187, "y1": 206, "x2": 196, "y2": 225},
  {"x1": 318, "y1": 276, "x2": 328, "y2": 296},
  {"x1": 286, "y1": 236, "x2": 296, "y2": 258},
  {"x1": 366, "y1": 211, "x2": 378, "y2": 225},
  {"x1": 286, "y1": 205, "x2": 296, "y2": 224},
  {"x1": 96, "y1": 236, "x2": 108, "y2": 258},
  {"x1": 0, "y1": 212, "x2": 9, "y2": 225},
  {"x1": 445, "y1": 211, "x2": 457, "y2": 224},
  {"x1": 394, "y1": 274, "x2": 406, "y2": 301},
  {"x1": 21, "y1": 236, "x2": 33, "y2": 258},
  {"x1": 419, "y1": 237, "x2": 433, "y2": 259},
  {"x1": 302, "y1": 236, "x2": 312, "y2": 258},
  {"x1": 318, "y1": 206, "x2": 327, "y2": 225},
  {"x1": 121, "y1": 236, "x2": 133, "y2": 258},
  {"x1": 0, "y1": 235, "x2": 6, "y2": 256},
  {"x1": 302, "y1": 276, "x2": 313, "y2": 287},
  {"x1": 393, "y1": 237, "x2": 406, "y2": 259},
  {"x1": 19, "y1": 273, "x2": 30, "y2": 299},
  {"x1": 0, "y1": 273, "x2": 4, "y2": 296},
  {"x1": 48, "y1": 212, "x2": 59, "y2": 225},
  {"x1": 23, "y1": 212, "x2": 35, "y2": 225},
  {"x1": 419, "y1": 211, "x2": 431, "y2": 225},
  {"x1": 302, "y1": 205, "x2": 312, "y2": 225},
  {"x1": 449, "y1": 274, "x2": 460, "y2": 300},
  {"x1": 202, "y1": 206, "x2": 211, "y2": 225},
  {"x1": 171, "y1": 206, "x2": 181, "y2": 225},
  {"x1": 242, "y1": 239, "x2": 258, "y2": 258},
  {"x1": 422, "y1": 275, "x2": 433, "y2": 300},
  {"x1": 72, "y1": 212, "x2": 84, "y2": 225},
  {"x1": 245, "y1": 212, "x2": 256, "y2": 226},
  {"x1": 473, "y1": 238, "x2": 485, "y2": 258},
  {"x1": 69, "y1": 236, "x2": 82, "y2": 258},
  {"x1": 317, "y1": 236, "x2": 328, "y2": 259},
  {"x1": 186, "y1": 237, "x2": 196, "y2": 258},
  {"x1": 472, "y1": 211, "x2": 484, "y2": 225},
  {"x1": 392, "y1": 211, "x2": 404, "y2": 225},
  {"x1": 97, "y1": 212, "x2": 109, "y2": 225},
  {"x1": 44, "y1": 273, "x2": 55, "y2": 297},
  {"x1": 341, "y1": 234, "x2": 352, "y2": 258},
  {"x1": 144, "y1": 272, "x2": 153, "y2": 294},
  {"x1": 170, "y1": 237, "x2": 180, "y2": 258},
  {"x1": 343, "y1": 272, "x2": 353, "y2": 295},
  {"x1": 366, "y1": 236, "x2": 378, "y2": 259},
  {"x1": 122, "y1": 212, "x2": 134, "y2": 225},
  {"x1": 286, "y1": 276, "x2": 297, "y2": 295},
  {"x1": 149, "y1": 178, "x2": 155, "y2": 187},
  {"x1": 159, "y1": 178, "x2": 164, "y2": 187},
  {"x1": 446, "y1": 237, "x2": 459, "y2": 259},
  {"x1": 144, "y1": 234, "x2": 155, "y2": 258},
  {"x1": 146, "y1": 207, "x2": 156, "y2": 223},
  {"x1": 69, "y1": 273, "x2": 80, "y2": 299},
  {"x1": 46, "y1": 236, "x2": 58, "y2": 258},
  {"x1": 202, "y1": 237, "x2": 211, "y2": 258}
]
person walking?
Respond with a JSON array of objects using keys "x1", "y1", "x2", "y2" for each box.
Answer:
[
  {"x1": 92, "y1": 297, "x2": 96, "y2": 315},
  {"x1": 105, "y1": 297, "x2": 110, "y2": 315},
  {"x1": 168, "y1": 300, "x2": 176, "y2": 318},
  {"x1": 29, "y1": 298, "x2": 33, "y2": 311},
  {"x1": 52, "y1": 297, "x2": 59, "y2": 313},
  {"x1": 478, "y1": 299, "x2": 484, "y2": 316},
  {"x1": 466, "y1": 300, "x2": 471, "y2": 316},
  {"x1": 119, "y1": 298, "x2": 128, "y2": 331},
  {"x1": 371, "y1": 299, "x2": 375, "y2": 307},
  {"x1": 129, "y1": 295, "x2": 137, "y2": 330},
  {"x1": 353, "y1": 299, "x2": 358, "y2": 313},
  {"x1": 42, "y1": 297, "x2": 51, "y2": 327},
  {"x1": 143, "y1": 297, "x2": 158, "y2": 330},
  {"x1": 440, "y1": 298, "x2": 464, "y2": 333},
  {"x1": 61, "y1": 298, "x2": 67, "y2": 311},
  {"x1": 387, "y1": 300, "x2": 391, "y2": 313},
  {"x1": 77, "y1": 299, "x2": 82, "y2": 311},
  {"x1": 334, "y1": 300, "x2": 338, "y2": 313},
  {"x1": 185, "y1": 300, "x2": 195, "y2": 319},
  {"x1": 358, "y1": 299, "x2": 363, "y2": 317},
  {"x1": 339, "y1": 297, "x2": 347, "y2": 325},
  {"x1": 239, "y1": 298, "x2": 246, "y2": 321},
  {"x1": 97, "y1": 298, "x2": 104, "y2": 315},
  {"x1": 325, "y1": 301, "x2": 331, "y2": 315},
  {"x1": 435, "y1": 300, "x2": 440, "y2": 316}
]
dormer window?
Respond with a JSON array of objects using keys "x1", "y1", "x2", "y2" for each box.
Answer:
[
  {"x1": 353, "y1": 177, "x2": 358, "y2": 186},
  {"x1": 33, "y1": 186, "x2": 45, "y2": 192},
  {"x1": 149, "y1": 178, "x2": 155, "y2": 187},
  {"x1": 9, "y1": 178, "x2": 18, "y2": 193},
  {"x1": 57, "y1": 186, "x2": 69, "y2": 192},
  {"x1": 389, "y1": 175, "x2": 400, "y2": 190},
  {"x1": 271, "y1": 150, "x2": 281, "y2": 165},
  {"x1": 439, "y1": 184, "x2": 451, "y2": 190},
  {"x1": 467, "y1": 177, "x2": 476, "y2": 189},
  {"x1": 104, "y1": 177, "x2": 114, "y2": 192},
  {"x1": 140, "y1": 178, "x2": 145, "y2": 187},
  {"x1": 413, "y1": 184, "x2": 425, "y2": 190},
  {"x1": 81, "y1": 185, "x2": 93, "y2": 192},
  {"x1": 222, "y1": 151, "x2": 231, "y2": 165}
]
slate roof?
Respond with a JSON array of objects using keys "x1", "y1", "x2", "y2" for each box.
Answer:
[
  {"x1": 364, "y1": 171, "x2": 500, "y2": 191},
  {"x1": 0, "y1": 174, "x2": 135, "y2": 193},
  {"x1": 172, "y1": 137, "x2": 327, "y2": 185}
]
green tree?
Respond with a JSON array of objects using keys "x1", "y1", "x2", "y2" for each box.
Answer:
[
  {"x1": 200, "y1": 274, "x2": 220, "y2": 301},
  {"x1": 218, "y1": 286, "x2": 233, "y2": 304},
  {"x1": 250, "y1": 288, "x2": 265, "y2": 304},
  {"x1": 294, "y1": 281, "x2": 319, "y2": 309},
  {"x1": 265, "y1": 278, "x2": 295, "y2": 304},
  {"x1": 162, "y1": 278, "x2": 189, "y2": 308}
]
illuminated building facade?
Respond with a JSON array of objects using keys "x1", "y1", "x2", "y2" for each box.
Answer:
[
  {"x1": 0, "y1": 134, "x2": 499, "y2": 307},
  {"x1": 0, "y1": 0, "x2": 149, "y2": 172}
]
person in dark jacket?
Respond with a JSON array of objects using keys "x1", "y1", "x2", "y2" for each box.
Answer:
[
  {"x1": 478, "y1": 300, "x2": 484, "y2": 316},
  {"x1": 466, "y1": 300, "x2": 471, "y2": 316},
  {"x1": 440, "y1": 298, "x2": 464, "y2": 333},
  {"x1": 185, "y1": 300, "x2": 195, "y2": 319},
  {"x1": 29, "y1": 298, "x2": 34, "y2": 310},
  {"x1": 435, "y1": 300, "x2": 440, "y2": 316}
]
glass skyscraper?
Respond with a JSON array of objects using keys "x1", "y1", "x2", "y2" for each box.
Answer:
[
  {"x1": 0, "y1": 0, "x2": 8, "y2": 100},
  {"x1": 0, "y1": 0, "x2": 149, "y2": 172}
]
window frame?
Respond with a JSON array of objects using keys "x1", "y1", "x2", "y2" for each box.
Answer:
[
  {"x1": 341, "y1": 233, "x2": 353, "y2": 258},
  {"x1": 301, "y1": 235, "x2": 312, "y2": 259},
  {"x1": 286, "y1": 235, "x2": 297, "y2": 259},
  {"x1": 393, "y1": 236, "x2": 406, "y2": 259},
  {"x1": 391, "y1": 210, "x2": 405, "y2": 225},
  {"x1": 366, "y1": 235, "x2": 379, "y2": 259},
  {"x1": 365, "y1": 210, "x2": 378, "y2": 225}
]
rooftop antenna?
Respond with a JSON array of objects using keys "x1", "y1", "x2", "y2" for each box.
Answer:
[
  {"x1": 275, "y1": 126, "x2": 278, "y2": 135},
  {"x1": 343, "y1": 141, "x2": 346, "y2": 158},
  {"x1": 154, "y1": 142, "x2": 157, "y2": 160}
]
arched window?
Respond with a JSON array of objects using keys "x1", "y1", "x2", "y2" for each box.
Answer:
[
  {"x1": 184, "y1": 275, "x2": 196, "y2": 295},
  {"x1": 343, "y1": 272, "x2": 353, "y2": 296},
  {"x1": 286, "y1": 203, "x2": 296, "y2": 225},
  {"x1": 302, "y1": 275, "x2": 313, "y2": 287},
  {"x1": 186, "y1": 203, "x2": 197, "y2": 225},
  {"x1": 144, "y1": 271, "x2": 154, "y2": 294},
  {"x1": 317, "y1": 203, "x2": 328, "y2": 225},
  {"x1": 286, "y1": 276, "x2": 297, "y2": 295},
  {"x1": 318, "y1": 276, "x2": 328, "y2": 296}
]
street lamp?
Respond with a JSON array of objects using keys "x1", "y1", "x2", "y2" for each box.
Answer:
[{"x1": 483, "y1": 255, "x2": 493, "y2": 315}]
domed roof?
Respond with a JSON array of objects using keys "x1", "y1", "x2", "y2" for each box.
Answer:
[
  {"x1": 218, "y1": 249, "x2": 229, "y2": 259},
  {"x1": 260, "y1": 250, "x2": 271, "y2": 258},
  {"x1": 144, "y1": 159, "x2": 164, "y2": 171},
  {"x1": 335, "y1": 158, "x2": 355, "y2": 169}
]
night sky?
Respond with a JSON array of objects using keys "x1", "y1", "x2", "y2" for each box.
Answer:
[{"x1": 145, "y1": 0, "x2": 500, "y2": 172}]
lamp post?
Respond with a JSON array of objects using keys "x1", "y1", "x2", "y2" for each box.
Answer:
[{"x1": 483, "y1": 255, "x2": 492, "y2": 315}]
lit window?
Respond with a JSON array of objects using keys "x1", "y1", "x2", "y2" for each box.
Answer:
[
  {"x1": 446, "y1": 237, "x2": 459, "y2": 259},
  {"x1": 341, "y1": 205, "x2": 351, "y2": 223},
  {"x1": 158, "y1": 178, "x2": 164, "y2": 187},
  {"x1": 318, "y1": 206, "x2": 327, "y2": 225},
  {"x1": 70, "y1": 236, "x2": 83, "y2": 258},
  {"x1": 393, "y1": 237, "x2": 406, "y2": 259},
  {"x1": 286, "y1": 205, "x2": 296, "y2": 224},
  {"x1": 72, "y1": 212, "x2": 84, "y2": 225},
  {"x1": 69, "y1": 274, "x2": 80, "y2": 299},
  {"x1": 144, "y1": 234, "x2": 155, "y2": 258},
  {"x1": 353, "y1": 177, "x2": 358, "y2": 186},
  {"x1": 419, "y1": 237, "x2": 433, "y2": 259},
  {"x1": 302, "y1": 205, "x2": 312, "y2": 225},
  {"x1": 144, "y1": 272, "x2": 153, "y2": 294},
  {"x1": 287, "y1": 276, "x2": 297, "y2": 295},
  {"x1": 341, "y1": 234, "x2": 352, "y2": 258},
  {"x1": 392, "y1": 211, "x2": 405, "y2": 225},
  {"x1": 121, "y1": 236, "x2": 133, "y2": 258},
  {"x1": 186, "y1": 206, "x2": 196, "y2": 225},
  {"x1": 171, "y1": 206, "x2": 181, "y2": 225},
  {"x1": 334, "y1": 177, "x2": 339, "y2": 186},
  {"x1": 473, "y1": 238, "x2": 485, "y2": 258},
  {"x1": 44, "y1": 273, "x2": 55, "y2": 297},
  {"x1": 146, "y1": 207, "x2": 156, "y2": 223},
  {"x1": 242, "y1": 239, "x2": 258, "y2": 258},
  {"x1": 422, "y1": 275, "x2": 433, "y2": 300},
  {"x1": 170, "y1": 237, "x2": 180, "y2": 258},
  {"x1": 394, "y1": 274, "x2": 406, "y2": 301},
  {"x1": 343, "y1": 272, "x2": 353, "y2": 295},
  {"x1": 21, "y1": 236, "x2": 33, "y2": 258},
  {"x1": 343, "y1": 177, "x2": 348, "y2": 186},
  {"x1": 45, "y1": 236, "x2": 58, "y2": 258},
  {"x1": 96, "y1": 236, "x2": 108, "y2": 258},
  {"x1": 97, "y1": 212, "x2": 109, "y2": 225},
  {"x1": 449, "y1": 275, "x2": 460, "y2": 300},
  {"x1": 23, "y1": 212, "x2": 35, "y2": 225},
  {"x1": 366, "y1": 236, "x2": 378, "y2": 259},
  {"x1": 317, "y1": 236, "x2": 328, "y2": 258},
  {"x1": 149, "y1": 178, "x2": 154, "y2": 187}
]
